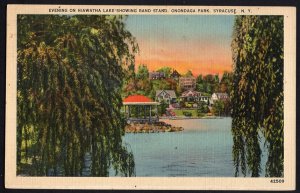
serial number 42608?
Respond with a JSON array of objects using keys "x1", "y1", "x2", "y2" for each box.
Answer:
[{"x1": 270, "y1": 179, "x2": 284, "y2": 183}]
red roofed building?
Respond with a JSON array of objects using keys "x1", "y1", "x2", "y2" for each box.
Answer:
[
  {"x1": 123, "y1": 95, "x2": 154, "y2": 104},
  {"x1": 123, "y1": 95, "x2": 159, "y2": 123}
]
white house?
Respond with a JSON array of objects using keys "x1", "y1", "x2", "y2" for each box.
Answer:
[
  {"x1": 180, "y1": 90, "x2": 210, "y2": 103},
  {"x1": 211, "y1": 93, "x2": 229, "y2": 104},
  {"x1": 155, "y1": 90, "x2": 177, "y2": 104},
  {"x1": 180, "y1": 90, "x2": 200, "y2": 102},
  {"x1": 199, "y1": 95, "x2": 210, "y2": 103}
]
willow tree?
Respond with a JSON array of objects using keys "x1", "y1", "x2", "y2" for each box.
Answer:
[
  {"x1": 231, "y1": 16, "x2": 283, "y2": 177},
  {"x1": 17, "y1": 15, "x2": 138, "y2": 176}
]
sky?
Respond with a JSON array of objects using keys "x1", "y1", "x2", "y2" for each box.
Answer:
[{"x1": 125, "y1": 15, "x2": 235, "y2": 76}]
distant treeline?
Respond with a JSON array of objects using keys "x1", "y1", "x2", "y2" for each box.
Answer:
[{"x1": 122, "y1": 65, "x2": 233, "y2": 99}]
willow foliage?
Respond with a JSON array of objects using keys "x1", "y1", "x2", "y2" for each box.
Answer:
[
  {"x1": 17, "y1": 15, "x2": 138, "y2": 176},
  {"x1": 231, "y1": 16, "x2": 283, "y2": 177}
]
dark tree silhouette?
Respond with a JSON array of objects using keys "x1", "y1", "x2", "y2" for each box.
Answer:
[
  {"x1": 231, "y1": 16, "x2": 283, "y2": 177},
  {"x1": 17, "y1": 15, "x2": 138, "y2": 176}
]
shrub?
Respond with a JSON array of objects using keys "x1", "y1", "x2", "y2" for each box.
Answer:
[
  {"x1": 183, "y1": 111, "x2": 192, "y2": 117},
  {"x1": 197, "y1": 112, "x2": 205, "y2": 117}
]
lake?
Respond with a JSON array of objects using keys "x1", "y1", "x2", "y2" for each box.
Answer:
[
  {"x1": 123, "y1": 117, "x2": 267, "y2": 177},
  {"x1": 20, "y1": 117, "x2": 267, "y2": 177}
]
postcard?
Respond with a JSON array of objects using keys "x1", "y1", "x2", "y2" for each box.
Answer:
[{"x1": 5, "y1": 4, "x2": 296, "y2": 190}]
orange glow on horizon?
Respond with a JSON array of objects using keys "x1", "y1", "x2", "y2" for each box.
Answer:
[
  {"x1": 135, "y1": 58, "x2": 232, "y2": 76},
  {"x1": 134, "y1": 38, "x2": 233, "y2": 76}
]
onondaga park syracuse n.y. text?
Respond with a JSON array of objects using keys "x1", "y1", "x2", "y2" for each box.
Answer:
[{"x1": 48, "y1": 7, "x2": 252, "y2": 14}]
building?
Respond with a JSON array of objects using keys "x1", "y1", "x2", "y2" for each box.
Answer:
[
  {"x1": 155, "y1": 90, "x2": 177, "y2": 104},
  {"x1": 180, "y1": 90, "x2": 210, "y2": 103},
  {"x1": 149, "y1": 71, "x2": 165, "y2": 80},
  {"x1": 170, "y1": 69, "x2": 181, "y2": 80},
  {"x1": 211, "y1": 93, "x2": 229, "y2": 103},
  {"x1": 180, "y1": 90, "x2": 201, "y2": 102},
  {"x1": 199, "y1": 93, "x2": 210, "y2": 103},
  {"x1": 179, "y1": 76, "x2": 196, "y2": 90},
  {"x1": 123, "y1": 94, "x2": 159, "y2": 123}
]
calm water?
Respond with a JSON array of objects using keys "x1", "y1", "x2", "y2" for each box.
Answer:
[
  {"x1": 123, "y1": 117, "x2": 267, "y2": 177},
  {"x1": 21, "y1": 117, "x2": 267, "y2": 177}
]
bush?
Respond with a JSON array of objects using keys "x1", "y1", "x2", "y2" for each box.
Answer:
[
  {"x1": 197, "y1": 112, "x2": 205, "y2": 117},
  {"x1": 184, "y1": 102, "x2": 193, "y2": 108},
  {"x1": 197, "y1": 101, "x2": 209, "y2": 113},
  {"x1": 183, "y1": 111, "x2": 192, "y2": 117},
  {"x1": 159, "y1": 100, "x2": 168, "y2": 116}
]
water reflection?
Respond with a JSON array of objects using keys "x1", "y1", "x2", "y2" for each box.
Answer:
[
  {"x1": 18, "y1": 134, "x2": 135, "y2": 177},
  {"x1": 19, "y1": 118, "x2": 267, "y2": 177},
  {"x1": 123, "y1": 118, "x2": 267, "y2": 177}
]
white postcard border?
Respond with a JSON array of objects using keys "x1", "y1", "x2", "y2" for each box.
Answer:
[{"x1": 5, "y1": 5, "x2": 296, "y2": 190}]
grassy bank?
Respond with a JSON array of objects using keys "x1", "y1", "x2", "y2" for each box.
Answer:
[{"x1": 173, "y1": 109, "x2": 202, "y2": 117}]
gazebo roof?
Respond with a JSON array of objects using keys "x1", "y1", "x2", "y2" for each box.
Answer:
[{"x1": 123, "y1": 95, "x2": 159, "y2": 105}]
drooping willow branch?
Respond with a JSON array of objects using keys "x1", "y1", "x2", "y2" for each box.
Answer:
[
  {"x1": 17, "y1": 15, "x2": 138, "y2": 176},
  {"x1": 231, "y1": 16, "x2": 283, "y2": 177}
]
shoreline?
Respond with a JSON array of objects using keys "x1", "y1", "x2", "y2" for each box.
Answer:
[
  {"x1": 160, "y1": 116, "x2": 231, "y2": 120},
  {"x1": 125, "y1": 122, "x2": 184, "y2": 133},
  {"x1": 125, "y1": 117, "x2": 232, "y2": 133},
  {"x1": 162, "y1": 117, "x2": 232, "y2": 131}
]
